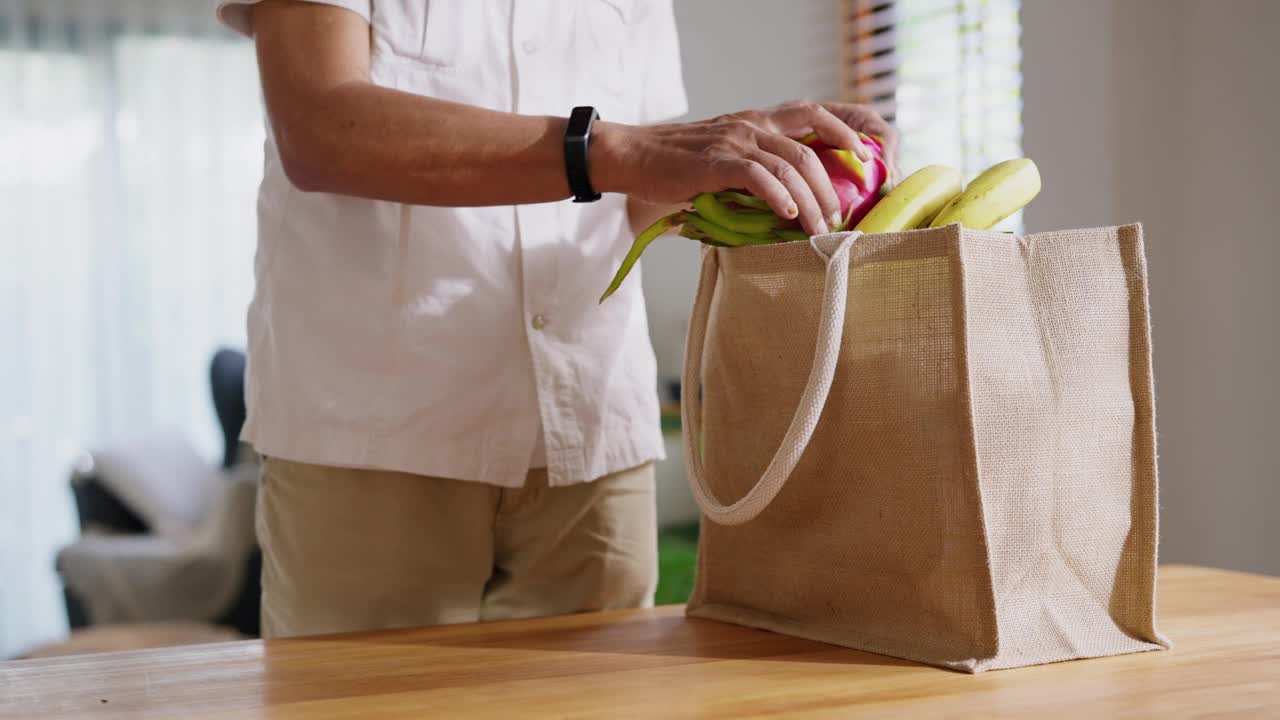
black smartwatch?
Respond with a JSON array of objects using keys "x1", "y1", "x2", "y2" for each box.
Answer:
[{"x1": 564, "y1": 106, "x2": 602, "y2": 203}]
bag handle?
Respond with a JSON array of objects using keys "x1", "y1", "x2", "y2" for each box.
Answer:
[{"x1": 682, "y1": 232, "x2": 859, "y2": 526}]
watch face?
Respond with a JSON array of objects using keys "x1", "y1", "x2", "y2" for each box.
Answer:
[{"x1": 569, "y1": 106, "x2": 598, "y2": 137}]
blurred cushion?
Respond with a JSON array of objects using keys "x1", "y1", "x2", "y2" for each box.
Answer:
[
  {"x1": 90, "y1": 430, "x2": 219, "y2": 543},
  {"x1": 58, "y1": 466, "x2": 260, "y2": 625}
]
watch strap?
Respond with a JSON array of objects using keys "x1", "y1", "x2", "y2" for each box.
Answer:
[{"x1": 564, "y1": 106, "x2": 602, "y2": 203}]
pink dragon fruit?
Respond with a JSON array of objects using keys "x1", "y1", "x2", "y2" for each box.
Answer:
[{"x1": 800, "y1": 131, "x2": 890, "y2": 230}]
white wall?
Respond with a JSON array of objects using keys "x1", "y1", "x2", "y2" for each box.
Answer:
[{"x1": 1024, "y1": 0, "x2": 1280, "y2": 575}]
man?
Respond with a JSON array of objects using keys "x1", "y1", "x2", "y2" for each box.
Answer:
[{"x1": 216, "y1": 0, "x2": 896, "y2": 638}]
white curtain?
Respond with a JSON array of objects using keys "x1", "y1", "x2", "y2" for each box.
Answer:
[{"x1": 0, "y1": 0, "x2": 264, "y2": 657}]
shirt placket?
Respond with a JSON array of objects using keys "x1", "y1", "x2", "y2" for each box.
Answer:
[{"x1": 511, "y1": 0, "x2": 585, "y2": 486}]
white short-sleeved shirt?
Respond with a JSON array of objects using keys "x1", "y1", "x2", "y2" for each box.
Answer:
[{"x1": 216, "y1": 0, "x2": 688, "y2": 487}]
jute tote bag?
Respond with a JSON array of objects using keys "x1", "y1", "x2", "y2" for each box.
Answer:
[{"x1": 682, "y1": 223, "x2": 1170, "y2": 672}]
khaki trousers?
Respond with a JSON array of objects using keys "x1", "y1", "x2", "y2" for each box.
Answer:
[{"x1": 256, "y1": 457, "x2": 657, "y2": 638}]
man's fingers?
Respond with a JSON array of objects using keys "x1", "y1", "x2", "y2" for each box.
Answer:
[
  {"x1": 865, "y1": 123, "x2": 900, "y2": 180},
  {"x1": 698, "y1": 102, "x2": 900, "y2": 232},
  {"x1": 823, "y1": 102, "x2": 893, "y2": 136},
  {"x1": 756, "y1": 133, "x2": 841, "y2": 229},
  {"x1": 878, "y1": 126, "x2": 899, "y2": 162},
  {"x1": 725, "y1": 159, "x2": 796, "y2": 224},
  {"x1": 823, "y1": 102, "x2": 896, "y2": 164},
  {"x1": 748, "y1": 149, "x2": 828, "y2": 236},
  {"x1": 773, "y1": 102, "x2": 869, "y2": 160},
  {"x1": 807, "y1": 105, "x2": 873, "y2": 161}
]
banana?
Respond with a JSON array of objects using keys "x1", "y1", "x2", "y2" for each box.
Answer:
[
  {"x1": 854, "y1": 165, "x2": 962, "y2": 233},
  {"x1": 929, "y1": 158, "x2": 1041, "y2": 230}
]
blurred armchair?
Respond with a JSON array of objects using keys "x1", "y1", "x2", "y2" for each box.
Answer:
[{"x1": 57, "y1": 349, "x2": 263, "y2": 636}]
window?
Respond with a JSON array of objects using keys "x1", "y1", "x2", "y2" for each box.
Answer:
[{"x1": 841, "y1": 0, "x2": 1024, "y2": 227}]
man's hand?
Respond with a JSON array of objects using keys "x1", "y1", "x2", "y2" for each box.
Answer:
[
  {"x1": 594, "y1": 100, "x2": 897, "y2": 236},
  {"x1": 823, "y1": 102, "x2": 900, "y2": 180}
]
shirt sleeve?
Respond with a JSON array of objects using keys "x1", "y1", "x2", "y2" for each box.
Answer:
[
  {"x1": 635, "y1": 0, "x2": 689, "y2": 125},
  {"x1": 215, "y1": 0, "x2": 372, "y2": 38}
]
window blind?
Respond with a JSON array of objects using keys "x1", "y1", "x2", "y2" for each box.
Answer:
[{"x1": 841, "y1": 0, "x2": 1024, "y2": 202}]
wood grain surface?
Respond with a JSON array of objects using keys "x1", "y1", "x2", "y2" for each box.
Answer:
[{"x1": 2, "y1": 565, "x2": 1277, "y2": 718}]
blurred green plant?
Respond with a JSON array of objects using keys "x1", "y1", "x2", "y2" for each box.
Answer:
[{"x1": 654, "y1": 523, "x2": 699, "y2": 605}]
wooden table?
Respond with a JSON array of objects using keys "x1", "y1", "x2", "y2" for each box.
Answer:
[{"x1": 3, "y1": 565, "x2": 1278, "y2": 718}]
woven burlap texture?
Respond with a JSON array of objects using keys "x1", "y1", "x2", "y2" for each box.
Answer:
[{"x1": 683, "y1": 223, "x2": 1170, "y2": 672}]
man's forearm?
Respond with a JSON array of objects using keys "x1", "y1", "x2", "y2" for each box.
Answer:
[
  {"x1": 254, "y1": 0, "x2": 608, "y2": 207},
  {"x1": 272, "y1": 83, "x2": 577, "y2": 206}
]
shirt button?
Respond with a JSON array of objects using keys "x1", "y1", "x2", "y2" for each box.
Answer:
[
  {"x1": 522, "y1": 37, "x2": 540, "y2": 54},
  {"x1": 531, "y1": 313, "x2": 548, "y2": 330}
]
